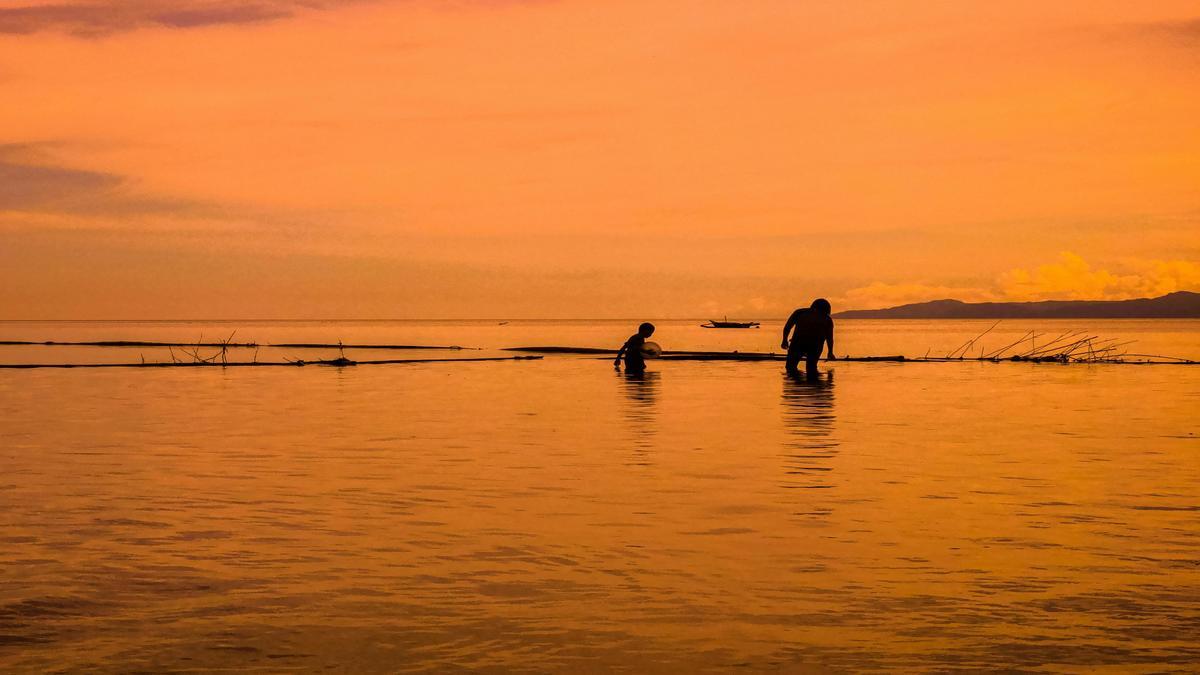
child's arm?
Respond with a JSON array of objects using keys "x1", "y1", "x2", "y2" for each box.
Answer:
[
  {"x1": 826, "y1": 320, "x2": 836, "y2": 360},
  {"x1": 781, "y1": 311, "x2": 798, "y2": 350},
  {"x1": 614, "y1": 342, "x2": 627, "y2": 369}
]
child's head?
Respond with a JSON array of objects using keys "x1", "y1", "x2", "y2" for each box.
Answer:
[
  {"x1": 638, "y1": 322, "x2": 655, "y2": 337},
  {"x1": 811, "y1": 298, "x2": 832, "y2": 316}
]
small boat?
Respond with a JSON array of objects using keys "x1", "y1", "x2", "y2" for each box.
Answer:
[{"x1": 701, "y1": 317, "x2": 760, "y2": 329}]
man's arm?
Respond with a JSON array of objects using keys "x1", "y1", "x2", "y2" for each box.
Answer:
[
  {"x1": 614, "y1": 342, "x2": 627, "y2": 368},
  {"x1": 781, "y1": 311, "x2": 798, "y2": 350},
  {"x1": 826, "y1": 320, "x2": 836, "y2": 360}
]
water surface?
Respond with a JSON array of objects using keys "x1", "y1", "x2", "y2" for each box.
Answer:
[{"x1": 1, "y1": 320, "x2": 1197, "y2": 672}]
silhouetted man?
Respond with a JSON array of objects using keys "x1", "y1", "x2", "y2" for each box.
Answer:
[
  {"x1": 781, "y1": 299, "x2": 835, "y2": 378},
  {"x1": 614, "y1": 322, "x2": 655, "y2": 375}
]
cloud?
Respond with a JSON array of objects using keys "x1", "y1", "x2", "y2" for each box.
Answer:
[
  {"x1": 842, "y1": 252, "x2": 1200, "y2": 309},
  {"x1": 999, "y1": 252, "x2": 1200, "y2": 301},
  {"x1": 0, "y1": 143, "x2": 122, "y2": 210},
  {"x1": 0, "y1": 143, "x2": 217, "y2": 221},
  {"x1": 0, "y1": 0, "x2": 546, "y2": 36},
  {"x1": 0, "y1": 1, "x2": 351, "y2": 37},
  {"x1": 1095, "y1": 16, "x2": 1200, "y2": 63},
  {"x1": 1131, "y1": 17, "x2": 1200, "y2": 44}
]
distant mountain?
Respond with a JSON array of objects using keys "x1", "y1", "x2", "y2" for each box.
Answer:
[{"x1": 834, "y1": 291, "x2": 1200, "y2": 319}]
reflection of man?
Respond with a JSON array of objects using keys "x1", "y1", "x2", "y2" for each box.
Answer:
[{"x1": 781, "y1": 298, "x2": 835, "y2": 378}]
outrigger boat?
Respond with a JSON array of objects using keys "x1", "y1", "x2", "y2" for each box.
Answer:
[{"x1": 701, "y1": 317, "x2": 760, "y2": 329}]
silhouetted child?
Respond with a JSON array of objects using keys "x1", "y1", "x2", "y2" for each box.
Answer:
[
  {"x1": 614, "y1": 322, "x2": 655, "y2": 374},
  {"x1": 782, "y1": 298, "x2": 835, "y2": 378}
]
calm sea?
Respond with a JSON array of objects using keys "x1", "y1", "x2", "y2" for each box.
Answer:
[{"x1": 1, "y1": 319, "x2": 1198, "y2": 672}]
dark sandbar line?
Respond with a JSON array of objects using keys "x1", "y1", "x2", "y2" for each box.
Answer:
[
  {"x1": 657, "y1": 354, "x2": 908, "y2": 362},
  {"x1": 0, "y1": 340, "x2": 472, "y2": 350},
  {"x1": 505, "y1": 347, "x2": 806, "y2": 357},
  {"x1": 506, "y1": 347, "x2": 1196, "y2": 364},
  {"x1": 272, "y1": 343, "x2": 473, "y2": 350},
  {"x1": 653, "y1": 354, "x2": 1196, "y2": 364},
  {"x1": 506, "y1": 346, "x2": 617, "y2": 354},
  {"x1": 506, "y1": 347, "x2": 908, "y2": 360},
  {"x1": 0, "y1": 356, "x2": 542, "y2": 369}
]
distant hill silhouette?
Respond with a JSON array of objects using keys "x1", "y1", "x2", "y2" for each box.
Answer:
[{"x1": 835, "y1": 291, "x2": 1200, "y2": 319}]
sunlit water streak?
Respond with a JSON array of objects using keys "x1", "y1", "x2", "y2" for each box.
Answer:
[{"x1": 0, "y1": 320, "x2": 1197, "y2": 672}]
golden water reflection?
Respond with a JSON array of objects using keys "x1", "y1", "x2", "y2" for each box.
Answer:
[
  {"x1": 1, "y1": 356, "x2": 1198, "y2": 672},
  {"x1": 619, "y1": 370, "x2": 660, "y2": 461},
  {"x1": 780, "y1": 371, "x2": 838, "y2": 491}
]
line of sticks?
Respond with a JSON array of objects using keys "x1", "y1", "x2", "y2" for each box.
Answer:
[
  {"x1": 3, "y1": 325, "x2": 1194, "y2": 368},
  {"x1": 933, "y1": 323, "x2": 1194, "y2": 364},
  {"x1": 2, "y1": 350, "x2": 1194, "y2": 368}
]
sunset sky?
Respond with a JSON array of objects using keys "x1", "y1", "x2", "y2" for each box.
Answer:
[{"x1": 1, "y1": 0, "x2": 1198, "y2": 318}]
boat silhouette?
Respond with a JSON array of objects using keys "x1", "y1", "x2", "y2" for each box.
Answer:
[{"x1": 701, "y1": 316, "x2": 760, "y2": 329}]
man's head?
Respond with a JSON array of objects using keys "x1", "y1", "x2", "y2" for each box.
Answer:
[
  {"x1": 638, "y1": 322, "x2": 656, "y2": 337},
  {"x1": 811, "y1": 298, "x2": 832, "y2": 316}
]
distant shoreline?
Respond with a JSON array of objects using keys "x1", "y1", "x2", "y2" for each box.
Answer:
[{"x1": 834, "y1": 291, "x2": 1200, "y2": 320}]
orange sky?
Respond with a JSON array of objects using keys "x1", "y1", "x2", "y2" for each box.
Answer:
[{"x1": 1, "y1": 0, "x2": 1198, "y2": 318}]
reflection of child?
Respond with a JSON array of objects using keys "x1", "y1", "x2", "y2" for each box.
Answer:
[{"x1": 614, "y1": 322, "x2": 656, "y2": 374}]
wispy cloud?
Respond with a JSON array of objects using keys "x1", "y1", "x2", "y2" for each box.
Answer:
[
  {"x1": 0, "y1": 0, "x2": 546, "y2": 37},
  {"x1": 1095, "y1": 16, "x2": 1200, "y2": 56},
  {"x1": 0, "y1": 1, "x2": 354, "y2": 37},
  {"x1": 1133, "y1": 17, "x2": 1200, "y2": 43},
  {"x1": 0, "y1": 143, "x2": 213, "y2": 219},
  {"x1": 0, "y1": 143, "x2": 122, "y2": 210}
]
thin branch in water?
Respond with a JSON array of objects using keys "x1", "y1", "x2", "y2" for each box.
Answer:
[
  {"x1": 947, "y1": 321, "x2": 1001, "y2": 359},
  {"x1": 1021, "y1": 330, "x2": 1086, "y2": 357},
  {"x1": 1025, "y1": 335, "x2": 1098, "y2": 358},
  {"x1": 985, "y1": 330, "x2": 1036, "y2": 359}
]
